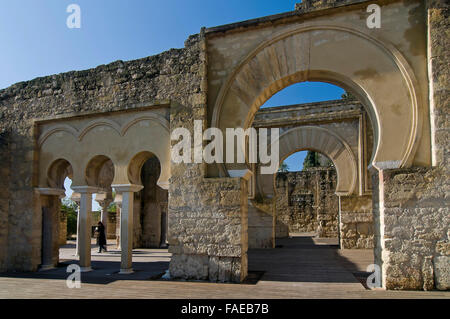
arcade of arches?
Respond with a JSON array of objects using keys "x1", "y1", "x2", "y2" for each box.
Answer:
[{"x1": 0, "y1": 0, "x2": 448, "y2": 291}]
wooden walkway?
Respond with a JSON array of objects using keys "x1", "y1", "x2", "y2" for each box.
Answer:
[{"x1": 0, "y1": 235, "x2": 448, "y2": 299}]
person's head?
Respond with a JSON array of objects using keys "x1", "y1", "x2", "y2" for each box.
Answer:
[{"x1": 98, "y1": 221, "x2": 103, "y2": 226}]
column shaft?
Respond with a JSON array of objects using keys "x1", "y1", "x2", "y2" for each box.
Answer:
[
  {"x1": 120, "y1": 191, "x2": 134, "y2": 273},
  {"x1": 75, "y1": 205, "x2": 80, "y2": 256},
  {"x1": 41, "y1": 201, "x2": 54, "y2": 269},
  {"x1": 78, "y1": 192, "x2": 93, "y2": 271}
]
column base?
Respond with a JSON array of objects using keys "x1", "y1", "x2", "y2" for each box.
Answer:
[
  {"x1": 39, "y1": 264, "x2": 55, "y2": 271},
  {"x1": 119, "y1": 268, "x2": 134, "y2": 275},
  {"x1": 80, "y1": 266, "x2": 92, "y2": 272}
]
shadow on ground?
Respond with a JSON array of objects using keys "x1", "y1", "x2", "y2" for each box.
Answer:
[
  {"x1": 0, "y1": 258, "x2": 169, "y2": 285},
  {"x1": 248, "y1": 235, "x2": 373, "y2": 287}
]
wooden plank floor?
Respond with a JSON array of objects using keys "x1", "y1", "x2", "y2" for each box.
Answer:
[{"x1": 0, "y1": 236, "x2": 448, "y2": 299}]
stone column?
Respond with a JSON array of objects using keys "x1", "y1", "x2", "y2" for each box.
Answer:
[
  {"x1": 36, "y1": 188, "x2": 65, "y2": 270},
  {"x1": 114, "y1": 194, "x2": 123, "y2": 250},
  {"x1": 71, "y1": 192, "x2": 81, "y2": 257},
  {"x1": 71, "y1": 186, "x2": 98, "y2": 272},
  {"x1": 112, "y1": 184, "x2": 143, "y2": 274},
  {"x1": 95, "y1": 193, "x2": 112, "y2": 242}
]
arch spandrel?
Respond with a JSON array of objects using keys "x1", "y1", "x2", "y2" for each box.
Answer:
[{"x1": 212, "y1": 23, "x2": 423, "y2": 172}]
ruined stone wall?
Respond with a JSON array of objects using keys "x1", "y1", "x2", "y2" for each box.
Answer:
[
  {"x1": 376, "y1": 167, "x2": 449, "y2": 290},
  {"x1": 295, "y1": 0, "x2": 368, "y2": 12},
  {"x1": 107, "y1": 211, "x2": 116, "y2": 240},
  {"x1": 248, "y1": 202, "x2": 273, "y2": 249},
  {"x1": 427, "y1": 0, "x2": 449, "y2": 168},
  {"x1": 0, "y1": 33, "x2": 205, "y2": 271},
  {"x1": 58, "y1": 209, "x2": 67, "y2": 246},
  {"x1": 169, "y1": 177, "x2": 248, "y2": 282},
  {"x1": 0, "y1": 133, "x2": 9, "y2": 271},
  {"x1": 275, "y1": 168, "x2": 338, "y2": 237},
  {"x1": 371, "y1": 0, "x2": 449, "y2": 291},
  {"x1": 367, "y1": 0, "x2": 450, "y2": 291},
  {"x1": 339, "y1": 195, "x2": 373, "y2": 249}
]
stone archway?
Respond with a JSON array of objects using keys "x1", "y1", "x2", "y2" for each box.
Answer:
[
  {"x1": 36, "y1": 158, "x2": 73, "y2": 270},
  {"x1": 270, "y1": 126, "x2": 357, "y2": 197},
  {"x1": 250, "y1": 125, "x2": 359, "y2": 249},
  {"x1": 211, "y1": 22, "x2": 424, "y2": 175},
  {"x1": 127, "y1": 152, "x2": 168, "y2": 249},
  {"x1": 36, "y1": 105, "x2": 171, "y2": 273}
]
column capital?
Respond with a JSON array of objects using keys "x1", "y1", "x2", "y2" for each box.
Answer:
[
  {"x1": 35, "y1": 188, "x2": 66, "y2": 197},
  {"x1": 70, "y1": 192, "x2": 81, "y2": 203},
  {"x1": 95, "y1": 193, "x2": 113, "y2": 206},
  {"x1": 71, "y1": 186, "x2": 101, "y2": 194},
  {"x1": 112, "y1": 184, "x2": 144, "y2": 193}
]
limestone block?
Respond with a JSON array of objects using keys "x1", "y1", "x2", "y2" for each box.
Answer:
[
  {"x1": 169, "y1": 254, "x2": 209, "y2": 280},
  {"x1": 218, "y1": 258, "x2": 232, "y2": 282},
  {"x1": 434, "y1": 256, "x2": 450, "y2": 290},
  {"x1": 208, "y1": 256, "x2": 220, "y2": 281}
]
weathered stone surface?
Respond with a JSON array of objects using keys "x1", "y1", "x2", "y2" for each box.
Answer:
[
  {"x1": 0, "y1": 0, "x2": 448, "y2": 291},
  {"x1": 427, "y1": 0, "x2": 449, "y2": 169},
  {"x1": 0, "y1": 133, "x2": 10, "y2": 272},
  {"x1": 275, "y1": 168, "x2": 339, "y2": 238},
  {"x1": 0, "y1": 33, "x2": 205, "y2": 272},
  {"x1": 58, "y1": 210, "x2": 67, "y2": 246},
  {"x1": 295, "y1": 0, "x2": 367, "y2": 12},
  {"x1": 339, "y1": 195, "x2": 373, "y2": 249},
  {"x1": 434, "y1": 256, "x2": 450, "y2": 290},
  {"x1": 248, "y1": 202, "x2": 273, "y2": 249},
  {"x1": 375, "y1": 167, "x2": 450, "y2": 290},
  {"x1": 169, "y1": 176, "x2": 248, "y2": 282}
]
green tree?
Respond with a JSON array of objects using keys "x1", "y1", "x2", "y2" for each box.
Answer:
[
  {"x1": 108, "y1": 191, "x2": 117, "y2": 212},
  {"x1": 303, "y1": 151, "x2": 320, "y2": 169},
  {"x1": 341, "y1": 91, "x2": 356, "y2": 100},
  {"x1": 61, "y1": 198, "x2": 78, "y2": 237},
  {"x1": 278, "y1": 162, "x2": 289, "y2": 172}
]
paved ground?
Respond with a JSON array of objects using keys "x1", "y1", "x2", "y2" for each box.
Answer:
[{"x1": 0, "y1": 234, "x2": 448, "y2": 299}]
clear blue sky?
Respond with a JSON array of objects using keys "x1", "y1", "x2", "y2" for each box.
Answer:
[
  {"x1": 0, "y1": 0, "x2": 305, "y2": 90},
  {"x1": 1, "y1": 1, "x2": 344, "y2": 207},
  {"x1": 262, "y1": 82, "x2": 344, "y2": 172}
]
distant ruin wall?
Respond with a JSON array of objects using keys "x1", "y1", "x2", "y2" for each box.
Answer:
[
  {"x1": 0, "y1": 133, "x2": 10, "y2": 271},
  {"x1": 58, "y1": 210, "x2": 67, "y2": 246},
  {"x1": 275, "y1": 168, "x2": 338, "y2": 237},
  {"x1": 339, "y1": 195, "x2": 373, "y2": 249}
]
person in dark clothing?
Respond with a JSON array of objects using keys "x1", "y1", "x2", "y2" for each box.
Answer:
[{"x1": 97, "y1": 221, "x2": 107, "y2": 253}]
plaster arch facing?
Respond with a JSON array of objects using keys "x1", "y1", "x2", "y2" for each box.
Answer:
[{"x1": 37, "y1": 111, "x2": 171, "y2": 190}]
